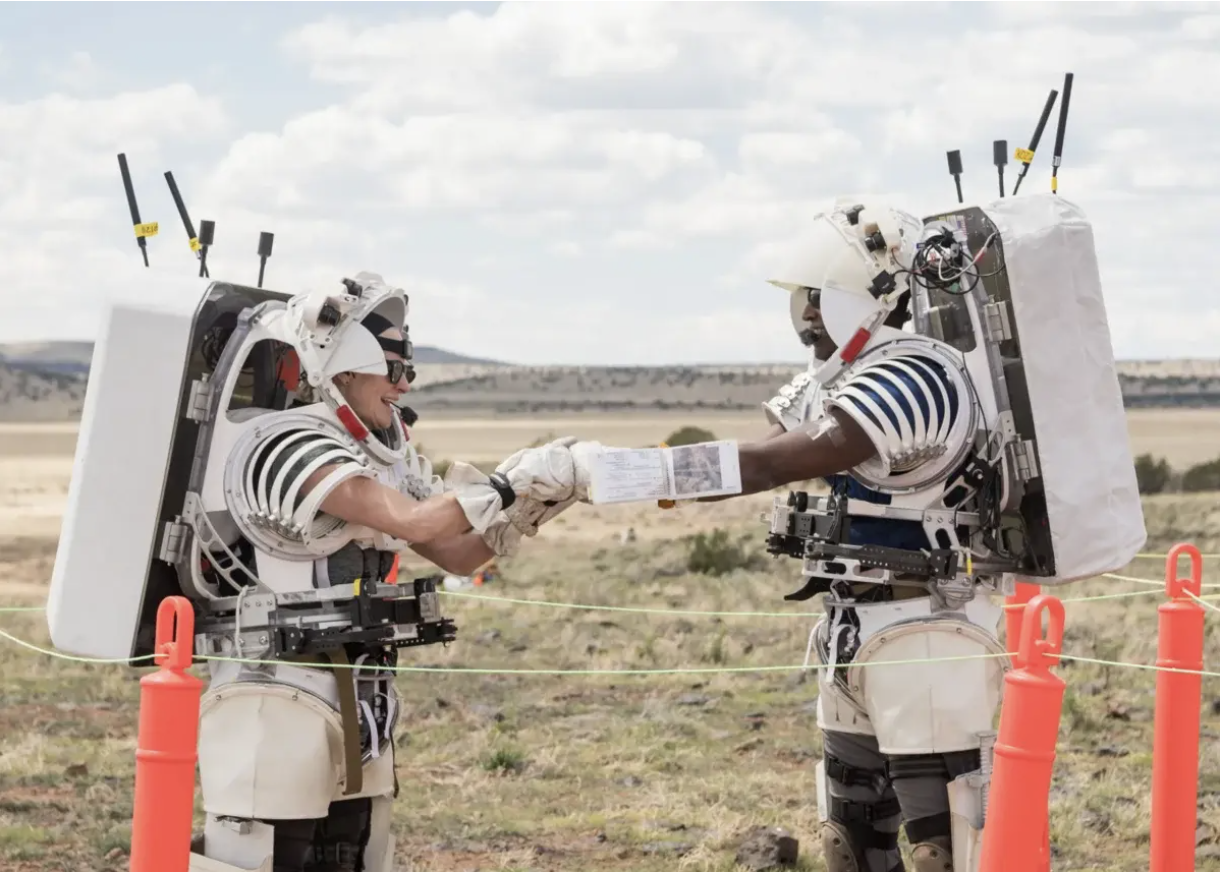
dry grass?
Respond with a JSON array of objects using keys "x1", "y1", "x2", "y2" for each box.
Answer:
[{"x1": 3, "y1": 416, "x2": 1220, "y2": 870}]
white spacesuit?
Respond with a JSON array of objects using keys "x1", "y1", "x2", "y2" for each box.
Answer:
[
  {"x1": 46, "y1": 269, "x2": 586, "y2": 872},
  {"x1": 727, "y1": 195, "x2": 1144, "y2": 872}
]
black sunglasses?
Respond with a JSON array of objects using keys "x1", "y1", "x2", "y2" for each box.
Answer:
[
  {"x1": 806, "y1": 287, "x2": 821, "y2": 307},
  {"x1": 386, "y1": 359, "x2": 416, "y2": 385}
]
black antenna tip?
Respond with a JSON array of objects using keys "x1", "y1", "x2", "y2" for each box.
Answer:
[
  {"x1": 257, "y1": 231, "x2": 274, "y2": 288},
  {"x1": 199, "y1": 220, "x2": 215, "y2": 247},
  {"x1": 947, "y1": 149, "x2": 963, "y2": 175},
  {"x1": 993, "y1": 140, "x2": 1008, "y2": 167}
]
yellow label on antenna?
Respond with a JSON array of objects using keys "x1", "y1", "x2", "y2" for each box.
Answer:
[
  {"x1": 189, "y1": 237, "x2": 201, "y2": 252},
  {"x1": 1051, "y1": 177, "x2": 1058, "y2": 193},
  {"x1": 134, "y1": 222, "x2": 159, "y2": 238},
  {"x1": 1014, "y1": 147, "x2": 1035, "y2": 163}
]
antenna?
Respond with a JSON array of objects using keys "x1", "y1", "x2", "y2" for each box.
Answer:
[
  {"x1": 1012, "y1": 89, "x2": 1059, "y2": 196},
  {"x1": 198, "y1": 220, "x2": 215, "y2": 279},
  {"x1": 163, "y1": 171, "x2": 210, "y2": 276},
  {"x1": 993, "y1": 140, "x2": 1008, "y2": 197},
  {"x1": 946, "y1": 150, "x2": 964, "y2": 204},
  {"x1": 1051, "y1": 72, "x2": 1074, "y2": 194},
  {"x1": 257, "y1": 232, "x2": 274, "y2": 288},
  {"x1": 117, "y1": 153, "x2": 158, "y2": 266}
]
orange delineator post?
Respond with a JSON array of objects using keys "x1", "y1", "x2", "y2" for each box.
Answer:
[
  {"x1": 979, "y1": 594, "x2": 1066, "y2": 872},
  {"x1": 1002, "y1": 578, "x2": 1050, "y2": 870},
  {"x1": 1004, "y1": 580, "x2": 1042, "y2": 655},
  {"x1": 1150, "y1": 543, "x2": 1205, "y2": 872},
  {"x1": 130, "y1": 596, "x2": 203, "y2": 872}
]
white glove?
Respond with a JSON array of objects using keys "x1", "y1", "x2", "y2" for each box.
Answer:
[
  {"x1": 494, "y1": 436, "x2": 579, "y2": 502},
  {"x1": 445, "y1": 437, "x2": 580, "y2": 534},
  {"x1": 482, "y1": 493, "x2": 578, "y2": 557}
]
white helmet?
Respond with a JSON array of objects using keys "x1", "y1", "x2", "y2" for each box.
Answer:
[
  {"x1": 273, "y1": 271, "x2": 414, "y2": 465},
  {"x1": 769, "y1": 200, "x2": 923, "y2": 352}
]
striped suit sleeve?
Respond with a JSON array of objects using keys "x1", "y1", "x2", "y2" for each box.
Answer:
[
  {"x1": 243, "y1": 427, "x2": 373, "y2": 539},
  {"x1": 824, "y1": 353, "x2": 961, "y2": 471}
]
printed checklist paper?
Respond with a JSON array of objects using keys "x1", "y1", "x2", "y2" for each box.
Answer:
[{"x1": 588, "y1": 441, "x2": 743, "y2": 504}]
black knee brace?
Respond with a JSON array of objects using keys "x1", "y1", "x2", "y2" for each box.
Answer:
[
  {"x1": 825, "y1": 751, "x2": 891, "y2": 795},
  {"x1": 828, "y1": 795, "x2": 903, "y2": 856}
]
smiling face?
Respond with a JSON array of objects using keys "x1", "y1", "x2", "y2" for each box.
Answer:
[{"x1": 334, "y1": 326, "x2": 412, "y2": 431}]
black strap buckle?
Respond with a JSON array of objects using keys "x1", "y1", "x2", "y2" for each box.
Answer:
[{"x1": 488, "y1": 472, "x2": 515, "y2": 509}]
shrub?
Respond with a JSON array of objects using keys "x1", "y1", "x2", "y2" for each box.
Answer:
[
  {"x1": 1182, "y1": 457, "x2": 1220, "y2": 493},
  {"x1": 1133, "y1": 453, "x2": 1172, "y2": 495},
  {"x1": 686, "y1": 528, "x2": 759, "y2": 576},
  {"x1": 664, "y1": 425, "x2": 716, "y2": 446}
]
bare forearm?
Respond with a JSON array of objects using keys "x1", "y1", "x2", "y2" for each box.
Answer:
[
  {"x1": 699, "y1": 410, "x2": 877, "y2": 500},
  {"x1": 318, "y1": 478, "x2": 473, "y2": 545},
  {"x1": 411, "y1": 531, "x2": 495, "y2": 576},
  {"x1": 695, "y1": 423, "x2": 790, "y2": 503},
  {"x1": 742, "y1": 411, "x2": 877, "y2": 493}
]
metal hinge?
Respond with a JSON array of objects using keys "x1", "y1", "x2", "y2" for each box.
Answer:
[
  {"x1": 1009, "y1": 439, "x2": 1040, "y2": 482},
  {"x1": 187, "y1": 376, "x2": 214, "y2": 422},
  {"x1": 158, "y1": 519, "x2": 190, "y2": 564},
  {"x1": 982, "y1": 301, "x2": 1013, "y2": 343}
]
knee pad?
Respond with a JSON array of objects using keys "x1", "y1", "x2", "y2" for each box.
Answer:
[
  {"x1": 822, "y1": 796, "x2": 903, "y2": 872},
  {"x1": 911, "y1": 841, "x2": 955, "y2": 872}
]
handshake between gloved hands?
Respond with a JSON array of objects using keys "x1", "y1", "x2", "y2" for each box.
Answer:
[{"x1": 444, "y1": 437, "x2": 604, "y2": 557}]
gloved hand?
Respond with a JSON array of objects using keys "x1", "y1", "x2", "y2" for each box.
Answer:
[
  {"x1": 444, "y1": 436, "x2": 581, "y2": 534},
  {"x1": 494, "y1": 436, "x2": 580, "y2": 502},
  {"x1": 479, "y1": 438, "x2": 605, "y2": 555},
  {"x1": 482, "y1": 495, "x2": 579, "y2": 557}
]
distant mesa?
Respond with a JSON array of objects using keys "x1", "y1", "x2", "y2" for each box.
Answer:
[
  {"x1": 1, "y1": 340, "x2": 1219, "y2": 422},
  {"x1": 0, "y1": 340, "x2": 501, "y2": 371}
]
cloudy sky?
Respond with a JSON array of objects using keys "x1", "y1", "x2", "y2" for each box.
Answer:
[{"x1": 1, "y1": 1, "x2": 1217, "y2": 365}]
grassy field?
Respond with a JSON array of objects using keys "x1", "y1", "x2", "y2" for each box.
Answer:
[{"x1": 2, "y1": 417, "x2": 1220, "y2": 871}]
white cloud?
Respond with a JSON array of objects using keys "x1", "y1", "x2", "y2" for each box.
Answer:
[
  {"x1": 42, "y1": 50, "x2": 100, "y2": 93},
  {"x1": 4, "y1": 3, "x2": 1220, "y2": 364}
]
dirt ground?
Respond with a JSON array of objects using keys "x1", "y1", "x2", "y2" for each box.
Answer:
[{"x1": 3, "y1": 414, "x2": 1220, "y2": 871}]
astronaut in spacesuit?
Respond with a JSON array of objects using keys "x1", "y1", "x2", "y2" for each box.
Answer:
[
  {"x1": 149, "y1": 272, "x2": 587, "y2": 872},
  {"x1": 44, "y1": 261, "x2": 596, "y2": 872},
  {"x1": 753, "y1": 216, "x2": 988, "y2": 872},
  {"x1": 570, "y1": 201, "x2": 1018, "y2": 872}
]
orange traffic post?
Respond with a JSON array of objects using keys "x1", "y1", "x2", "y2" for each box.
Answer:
[
  {"x1": 979, "y1": 594, "x2": 1066, "y2": 872},
  {"x1": 1150, "y1": 543, "x2": 1205, "y2": 872},
  {"x1": 130, "y1": 596, "x2": 203, "y2": 872},
  {"x1": 1003, "y1": 578, "x2": 1050, "y2": 870},
  {"x1": 1004, "y1": 579, "x2": 1043, "y2": 656}
]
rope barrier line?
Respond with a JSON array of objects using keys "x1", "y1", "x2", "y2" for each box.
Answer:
[
  {"x1": 0, "y1": 585, "x2": 1173, "y2": 621},
  {"x1": 1, "y1": 625, "x2": 1216, "y2": 679},
  {"x1": 1107, "y1": 571, "x2": 1220, "y2": 589},
  {"x1": 1185, "y1": 589, "x2": 1220, "y2": 616},
  {"x1": 440, "y1": 591, "x2": 817, "y2": 618},
  {"x1": 445, "y1": 586, "x2": 1167, "y2": 615}
]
